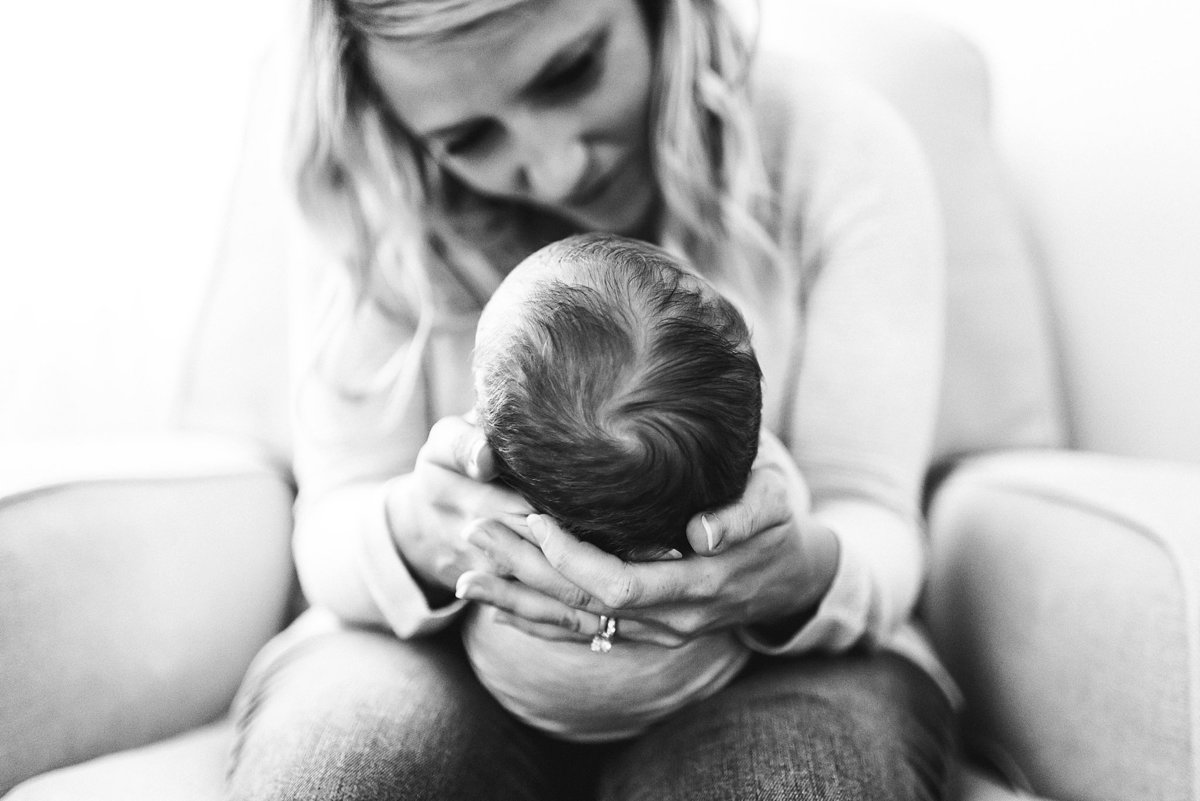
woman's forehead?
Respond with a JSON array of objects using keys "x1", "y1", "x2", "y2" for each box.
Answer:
[
  {"x1": 351, "y1": 0, "x2": 535, "y2": 44},
  {"x1": 363, "y1": 0, "x2": 618, "y2": 137}
]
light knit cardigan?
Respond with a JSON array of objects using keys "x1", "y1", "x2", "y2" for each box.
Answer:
[{"x1": 287, "y1": 48, "x2": 957, "y2": 705}]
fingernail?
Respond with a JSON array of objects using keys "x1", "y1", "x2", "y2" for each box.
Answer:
[
  {"x1": 702, "y1": 514, "x2": 721, "y2": 552},
  {"x1": 527, "y1": 514, "x2": 547, "y2": 545},
  {"x1": 661, "y1": 549, "x2": 684, "y2": 561},
  {"x1": 492, "y1": 611, "x2": 514, "y2": 627},
  {"x1": 455, "y1": 574, "x2": 476, "y2": 601}
]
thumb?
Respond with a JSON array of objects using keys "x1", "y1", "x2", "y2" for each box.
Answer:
[
  {"x1": 686, "y1": 512, "x2": 725, "y2": 556},
  {"x1": 685, "y1": 469, "x2": 791, "y2": 556}
]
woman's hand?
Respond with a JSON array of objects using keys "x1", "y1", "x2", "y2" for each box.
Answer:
[
  {"x1": 455, "y1": 434, "x2": 841, "y2": 647},
  {"x1": 386, "y1": 414, "x2": 533, "y2": 594}
]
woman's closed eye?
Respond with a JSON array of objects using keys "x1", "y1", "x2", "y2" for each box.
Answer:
[
  {"x1": 535, "y1": 49, "x2": 602, "y2": 100},
  {"x1": 438, "y1": 33, "x2": 609, "y2": 160},
  {"x1": 443, "y1": 121, "x2": 500, "y2": 158}
]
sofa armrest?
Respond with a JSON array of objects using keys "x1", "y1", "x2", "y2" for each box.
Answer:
[
  {"x1": 0, "y1": 433, "x2": 296, "y2": 793},
  {"x1": 924, "y1": 449, "x2": 1200, "y2": 801}
]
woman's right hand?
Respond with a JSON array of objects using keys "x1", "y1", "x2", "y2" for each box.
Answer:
[{"x1": 385, "y1": 414, "x2": 533, "y2": 594}]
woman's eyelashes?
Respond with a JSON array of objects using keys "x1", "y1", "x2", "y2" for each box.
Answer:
[
  {"x1": 441, "y1": 46, "x2": 606, "y2": 159},
  {"x1": 536, "y1": 48, "x2": 602, "y2": 100},
  {"x1": 444, "y1": 121, "x2": 499, "y2": 158}
]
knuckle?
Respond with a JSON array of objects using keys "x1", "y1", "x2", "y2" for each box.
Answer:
[
  {"x1": 676, "y1": 610, "x2": 707, "y2": 637},
  {"x1": 562, "y1": 586, "x2": 595, "y2": 610},
  {"x1": 461, "y1": 517, "x2": 488, "y2": 538},
  {"x1": 484, "y1": 554, "x2": 513, "y2": 576},
  {"x1": 597, "y1": 578, "x2": 635, "y2": 610},
  {"x1": 540, "y1": 539, "x2": 568, "y2": 568}
]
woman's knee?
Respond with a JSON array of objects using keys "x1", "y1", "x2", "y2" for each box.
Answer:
[{"x1": 226, "y1": 625, "x2": 560, "y2": 801}]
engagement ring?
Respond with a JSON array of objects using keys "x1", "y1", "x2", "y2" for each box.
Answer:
[{"x1": 591, "y1": 614, "x2": 618, "y2": 653}]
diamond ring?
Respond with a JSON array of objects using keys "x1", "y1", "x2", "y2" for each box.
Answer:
[{"x1": 590, "y1": 614, "x2": 618, "y2": 653}]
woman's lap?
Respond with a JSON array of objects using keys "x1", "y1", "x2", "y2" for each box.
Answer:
[
  {"x1": 598, "y1": 652, "x2": 954, "y2": 801},
  {"x1": 226, "y1": 616, "x2": 572, "y2": 801},
  {"x1": 226, "y1": 616, "x2": 954, "y2": 801}
]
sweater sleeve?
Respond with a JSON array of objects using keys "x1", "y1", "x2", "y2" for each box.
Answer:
[
  {"x1": 287, "y1": 246, "x2": 467, "y2": 637},
  {"x1": 742, "y1": 65, "x2": 946, "y2": 655}
]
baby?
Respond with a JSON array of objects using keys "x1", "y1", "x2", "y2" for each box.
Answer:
[{"x1": 464, "y1": 232, "x2": 809, "y2": 741}]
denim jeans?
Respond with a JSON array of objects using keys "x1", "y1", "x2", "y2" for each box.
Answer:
[{"x1": 226, "y1": 612, "x2": 955, "y2": 801}]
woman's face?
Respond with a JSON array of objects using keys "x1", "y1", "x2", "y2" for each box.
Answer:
[{"x1": 366, "y1": 0, "x2": 656, "y2": 235}]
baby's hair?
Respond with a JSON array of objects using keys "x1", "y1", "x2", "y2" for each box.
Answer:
[{"x1": 476, "y1": 233, "x2": 762, "y2": 559}]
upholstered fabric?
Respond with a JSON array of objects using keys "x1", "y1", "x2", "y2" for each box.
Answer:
[
  {"x1": 772, "y1": 8, "x2": 1067, "y2": 461},
  {"x1": 0, "y1": 435, "x2": 295, "y2": 793},
  {"x1": 925, "y1": 451, "x2": 1200, "y2": 801},
  {"x1": 5, "y1": 721, "x2": 232, "y2": 801}
]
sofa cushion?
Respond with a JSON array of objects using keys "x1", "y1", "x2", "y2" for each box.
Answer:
[
  {"x1": 4, "y1": 720, "x2": 231, "y2": 801},
  {"x1": 775, "y1": 7, "x2": 1067, "y2": 461},
  {"x1": 925, "y1": 451, "x2": 1200, "y2": 801},
  {"x1": 0, "y1": 434, "x2": 295, "y2": 792}
]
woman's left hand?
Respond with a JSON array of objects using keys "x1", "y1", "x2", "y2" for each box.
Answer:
[{"x1": 455, "y1": 437, "x2": 841, "y2": 648}]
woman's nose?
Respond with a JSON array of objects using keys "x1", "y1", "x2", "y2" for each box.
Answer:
[{"x1": 520, "y1": 137, "x2": 589, "y2": 204}]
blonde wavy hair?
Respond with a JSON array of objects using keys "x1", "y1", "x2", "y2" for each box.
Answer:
[{"x1": 292, "y1": 0, "x2": 781, "y2": 408}]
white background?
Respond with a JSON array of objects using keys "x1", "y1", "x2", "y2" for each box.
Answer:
[
  {"x1": 2, "y1": 0, "x2": 1198, "y2": 456},
  {"x1": 0, "y1": 0, "x2": 283, "y2": 443}
]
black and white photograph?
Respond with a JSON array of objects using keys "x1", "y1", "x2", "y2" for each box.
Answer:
[{"x1": 2, "y1": 1, "x2": 1198, "y2": 799}]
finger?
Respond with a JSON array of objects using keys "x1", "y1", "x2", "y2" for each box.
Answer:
[
  {"x1": 528, "y1": 514, "x2": 689, "y2": 610},
  {"x1": 462, "y1": 518, "x2": 597, "y2": 606},
  {"x1": 685, "y1": 467, "x2": 791, "y2": 555},
  {"x1": 500, "y1": 515, "x2": 685, "y2": 564},
  {"x1": 455, "y1": 570, "x2": 596, "y2": 637},
  {"x1": 471, "y1": 518, "x2": 701, "y2": 618},
  {"x1": 461, "y1": 478, "x2": 532, "y2": 520},
  {"x1": 423, "y1": 415, "x2": 497, "y2": 481}
]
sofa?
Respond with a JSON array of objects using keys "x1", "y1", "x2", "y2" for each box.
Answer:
[{"x1": 3, "y1": 6, "x2": 1197, "y2": 800}]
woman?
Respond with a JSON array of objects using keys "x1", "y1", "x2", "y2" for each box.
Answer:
[{"x1": 226, "y1": 0, "x2": 956, "y2": 799}]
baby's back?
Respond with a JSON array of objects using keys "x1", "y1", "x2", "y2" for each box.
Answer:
[{"x1": 462, "y1": 605, "x2": 750, "y2": 742}]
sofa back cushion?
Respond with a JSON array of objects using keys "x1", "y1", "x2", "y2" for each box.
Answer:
[{"x1": 768, "y1": 7, "x2": 1066, "y2": 461}]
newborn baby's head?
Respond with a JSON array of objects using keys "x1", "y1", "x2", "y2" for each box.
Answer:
[
  {"x1": 465, "y1": 233, "x2": 769, "y2": 742},
  {"x1": 473, "y1": 232, "x2": 763, "y2": 559}
]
